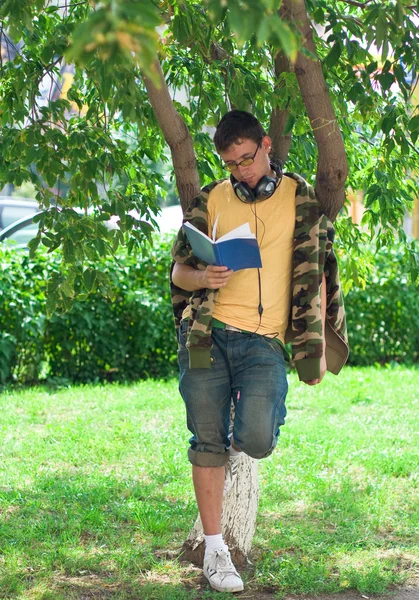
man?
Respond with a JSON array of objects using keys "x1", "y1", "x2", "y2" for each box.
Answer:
[{"x1": 170, "y1": 110, "x2": 349, "y2": 593}]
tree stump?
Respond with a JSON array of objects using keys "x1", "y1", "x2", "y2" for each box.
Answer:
[{"x1": 181, "y1": 454, "x2": 259, "y2": 567}]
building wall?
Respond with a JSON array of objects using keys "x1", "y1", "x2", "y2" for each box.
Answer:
[{"x1": 347, "y1": 190, "x2": 419, "y2": 240}]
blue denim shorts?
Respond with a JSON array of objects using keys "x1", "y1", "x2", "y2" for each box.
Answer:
[{"x1": 177, "y1": 320, "x2": 288, "y2": 467}]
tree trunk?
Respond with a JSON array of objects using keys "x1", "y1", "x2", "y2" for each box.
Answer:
[
  {"x1": 269, "y1": 52, "x2": 293, "y2": 165},
  {"x1": 281, "y1": 0, "x2": 348, "y2": 221},
  {"x1": 142, "y1": 60, "x2": 201, "y2": 210},
  {"x1": 182, "y1": 454, "x2": 259, "y2": 566},
  {"x1": 145, "y1": 56, "x2": 261, "y2": 567}
]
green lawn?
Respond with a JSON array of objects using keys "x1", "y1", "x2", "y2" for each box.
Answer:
[{"x1": 0, "y1": 366, "x2": 418, "y2": 599}]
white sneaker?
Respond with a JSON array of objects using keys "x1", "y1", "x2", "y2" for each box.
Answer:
[
  {"x1": 203, "y1": 548, "x2": 244, "y2": 593},
  {"x1": 223, "y1": 452, "x2": 243, "y2": 495}
]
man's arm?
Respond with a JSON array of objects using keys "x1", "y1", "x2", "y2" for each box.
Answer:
[
  {"x1": 303, "y1": 272, "x2": 327, "y2": 386},
  {"x1": 172, "y1": 262, "x2": 234, "y2": 292}
]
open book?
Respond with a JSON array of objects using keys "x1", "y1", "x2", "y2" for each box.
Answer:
[{"x1": 183, "y1": 215, "x2": 262, "y2": 271}]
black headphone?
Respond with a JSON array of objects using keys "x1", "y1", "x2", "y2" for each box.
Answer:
[{"x1": 231, "y1": 161, "x2": 283, "y2": 203}]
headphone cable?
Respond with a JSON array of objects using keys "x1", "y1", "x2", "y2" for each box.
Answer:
[{"x1": 252, "y1": 203, "x2": 264, "y2": 333}]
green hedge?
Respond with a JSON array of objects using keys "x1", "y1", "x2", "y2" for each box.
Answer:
[
  {"x1": 0, "y1": 237, "x2": 178, "y2": 385},
  {"x1": 0, "y1": 240, "x2": 418, "y2": 386},
  {"x1": 345, "y1": 246, "x2": 419, "y2": 366}
]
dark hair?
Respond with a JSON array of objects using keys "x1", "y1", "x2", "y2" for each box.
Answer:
[{"x1": 213, "y1": 110, "x2": 267, "y2": 152}]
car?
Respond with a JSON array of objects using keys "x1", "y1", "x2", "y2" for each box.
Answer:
[
  {"x1": 155, "y1": 204, "x2": 183, "y2": 233},
  {"x1": 0, "y1": 212, "x2": 41, "y2": 248},
  {"x1": 108, "y1": 205, "x2": 183, "y2": 234},
  {"x1": 0, "y1": 205, "x2": 184, "y2": 249},
  {"x1": 0, "y1": 197, "x2": 39, "y2": 232}
]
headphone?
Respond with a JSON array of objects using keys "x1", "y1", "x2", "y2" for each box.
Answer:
[{"x1": 231, "y1": 161, "x2": 283, "y2": 203}]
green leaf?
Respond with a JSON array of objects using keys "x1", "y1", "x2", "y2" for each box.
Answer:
[
  {"x1": 381, "y1": 110, "x2": 396, "y2": 135},
  {"x1": 324, "y1": 41, "x2": 341, "y2": 68},
  {"x1": 28, "y1": 236, "x2": 41, "y2": 257},
  {"x1": 228, "y1": 2, "x2": 258, "y2": 46},
  {"x1": 283, "y1": 114, "x2": 296, "y2": 136},
  {"x1": 366, "y1": 61, "x2": 378, "y2": 74},
  {"x1": 83, "y1": 269, "x2": 97, "y2": 292},
  {"x1": 275, "y1": 18, "x2": 299, "y2": 63},
  {"x1": 46, "y1": 292, "x2": 59, "y2": 319},
  {"x1": 173, "y1": 14, "x2": 191, "y2": 45},
  {"x1": 408, "y1": 115, "x2": 419, "y2": 133},
  {"x1": 347, "y1": 82, "x2": 364, "y2": 103},
  {"x1": 376, "y1": 72, "x2": 395, "y2": 91},
  {"x1": 394, "y1": 0, "x2": 404, "y2": 26},
  {"x1": 375, "y1": 7, "x2": 387, "y2": 51},
  {"x1": 60, "y1": 281, "x2": 74, "y2": 298}
]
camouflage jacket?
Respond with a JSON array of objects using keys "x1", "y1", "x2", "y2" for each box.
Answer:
[{"x1": 170, "y1": 173, "x2": 349, "y2": 381}]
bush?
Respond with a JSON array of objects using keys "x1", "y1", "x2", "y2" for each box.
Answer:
[
  {"x1": 345, "y1": 246, "x2": 419, "y2": 366},
  {"x1": 0, "y1": 247, "x2": 48, "y2": 384},
  {"x1": 0, "y1": 237, "x2": 178, "y2": 385},
  {"x1": 1, "y1": 239, "x2": 417, "y2": 386}
]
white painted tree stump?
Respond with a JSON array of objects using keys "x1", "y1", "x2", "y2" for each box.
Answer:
[{"x1": 182, "y1": 454, "x2": 259, "y2": 566}]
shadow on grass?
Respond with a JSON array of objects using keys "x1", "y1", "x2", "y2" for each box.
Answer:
[
  {"x1": 5, "y1": 573, "x2": 242, "y2": 600},
  {"x1": 0, "y1": 472, "x2": 198, "y2": 599},
  {"x1": 0, "y1": 472, "x2": 416, "y2": 598},
  {"x1": 30, "y1": 576, "x2": 215, "y2": 600}
]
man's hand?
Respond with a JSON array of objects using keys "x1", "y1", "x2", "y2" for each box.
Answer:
[
  {"x1": 199, "y1": 265, "x2": 234, "y2": 289},
  {"x1": 172, "y1": 262, "x2": 233, "y2": 292},
  {"x1": 303, "y1": 353, "x2": 327, "y2": 386}
]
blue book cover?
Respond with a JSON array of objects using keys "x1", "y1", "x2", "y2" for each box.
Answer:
[{"x1": 183, "y1": 221, "x2": 262, "y2": 271}]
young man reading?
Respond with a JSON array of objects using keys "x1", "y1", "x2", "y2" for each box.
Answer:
[{"x1": 171, "y1": 110, "x2": 349, "y2": 593}]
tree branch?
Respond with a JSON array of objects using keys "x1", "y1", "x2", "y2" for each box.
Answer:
[
  {"x1": 341, "y1": 1, "x2": 417, "y2": 14},
  {"x1": 54, "y1": 1, "x2": 88, "y2": 7},
  {"x1": 142, "y1": 59, "x2": 200, "y2": 211},
  {"x1": 281, "y1": 0, "x2": 348, "y2": 221},
  {"x1": 341, "y1": 0, "x2": 376, "y2": 8},
  {"x1": 209, "y1": 42, "x2": 229, "y2": 62}
]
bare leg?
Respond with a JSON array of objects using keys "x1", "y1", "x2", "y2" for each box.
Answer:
[
  {"x1": 192, "y1": 465, "x2": 225, "y2": 535},
  {"x1": 196, "y1": 464, "x2": 244, "y2": 592}
]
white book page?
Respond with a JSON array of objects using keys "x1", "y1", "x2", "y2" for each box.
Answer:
[
  {"x1": 184, "y1": 221, "x2": 212, "y2": 242},
  {"x1": 212, "y1": 213, "x2": 219, "y2": 241},
  {"x1": 217, "y1": 222, "x2": 256, "y2": 242}
]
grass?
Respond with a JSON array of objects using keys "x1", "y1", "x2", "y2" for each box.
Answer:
[{"x1": 0, "y1": 366, "x2": 418, "y2": 599}]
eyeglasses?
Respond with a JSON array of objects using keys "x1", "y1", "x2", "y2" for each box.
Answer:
[{"x1": 223, "y1": 141, "x2": 261, "y2": 172}]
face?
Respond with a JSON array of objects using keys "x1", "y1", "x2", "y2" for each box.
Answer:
[{"x1": 220, "y1": 136, "x2": 272, "y2": 189}]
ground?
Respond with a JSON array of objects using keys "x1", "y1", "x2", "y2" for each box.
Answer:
[
  {"x1": 226, "y1": 585, "x2": 419, "y2": 600},
  {"x1": 193, "y1": 578, "x2": 419, "y2": 600}
]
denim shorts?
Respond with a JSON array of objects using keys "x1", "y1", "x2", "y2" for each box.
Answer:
[{"x1": 177, "y1": 320, "x2": 288, "y2": 467}]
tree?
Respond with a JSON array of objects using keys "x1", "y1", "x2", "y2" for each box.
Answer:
[{"x1": 1, "y1": 0, "x2": 419, "y2": 561}]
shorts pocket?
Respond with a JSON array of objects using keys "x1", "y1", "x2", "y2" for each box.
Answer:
[
  {"x1": 178, "y1": 319, "x2": 189, "y2": 345},
  {"x1": 264, "y1": 337, "x2": 285, "y2": 357}
]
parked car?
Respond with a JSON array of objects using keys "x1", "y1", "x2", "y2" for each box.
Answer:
[
  {"x1": 0, "y1": 197, "x2": 39, "y2": 232},
  {"x1": 0, "y1": 213, "x2": 41, "y2": 248},
  {"x1": 155, "y1": 204, "x2": 182, "y2": 233},
  {"x1": 0, "y1": 205, "x2": 183, "y2": 249}
]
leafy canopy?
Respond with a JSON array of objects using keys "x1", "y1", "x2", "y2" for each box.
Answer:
[{"x1": 0, "y1": 0, "x2": 418, "y2": 311}]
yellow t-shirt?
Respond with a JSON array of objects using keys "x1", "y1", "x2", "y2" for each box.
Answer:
[{"x1": 207, "y1": 176, "x2": 297, "y2": 343}]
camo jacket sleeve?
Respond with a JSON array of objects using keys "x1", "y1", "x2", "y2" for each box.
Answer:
[
  {"x1": 170, "y1": 180, "x2": 224, "y2": 369},
  {"x1": 289, "y1": 173, "x2": 348, "y2": 381}
]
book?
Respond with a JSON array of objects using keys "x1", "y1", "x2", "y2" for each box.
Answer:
[{"x1": 183, "y1": 215, "x2": 262, "y2": 271}]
